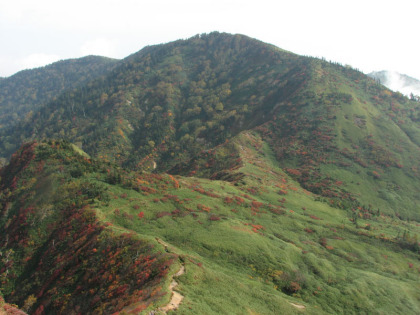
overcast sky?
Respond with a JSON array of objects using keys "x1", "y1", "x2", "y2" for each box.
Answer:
[{"x1": 1, "y1": 0, "x2": 419, "y2": 79}]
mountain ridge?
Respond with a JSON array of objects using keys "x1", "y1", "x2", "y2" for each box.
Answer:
[
  {"x1": 1, "y1": 136, "x2": 419, "y2": 314},
  {"x1": 0, "y1": 32, "x2": 309, "y2": 166},
  {"x1": 0, "y1": 55, "x2": 118, "y2": 132},
  {"x1": 0, "y1": 32, "x2": 419, "y2": 314},
  {"x1": 1, "y1": 32, "x2": 419, "y2": 220}
]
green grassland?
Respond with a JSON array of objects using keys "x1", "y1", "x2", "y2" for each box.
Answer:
[
  {"x1": 2, "y1": 137, "x2": 418, "y2": 314},
  {"x1": 99, "y1": 131, "x2": 420, "y2": 314}
]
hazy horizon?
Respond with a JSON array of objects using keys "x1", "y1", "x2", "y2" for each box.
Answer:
[{"x1": 1, "y1": 0, "x2": 419, "y2": 79}]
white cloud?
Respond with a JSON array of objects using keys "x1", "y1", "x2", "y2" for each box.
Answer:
[
  {"x1": 0, "y1": 57, "x2": 17, "y2": 77},
  {"x1": 18, "y1": 53, "x2": 62, "y2": 71},
  {"x1": 383, "y1": 71, "x2": 420, "y2": 96},
  {"x1": 80, "y1": 38, "x2": 117, "y2": 57}
]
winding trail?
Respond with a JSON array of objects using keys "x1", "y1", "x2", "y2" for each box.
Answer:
[
  {"x1": 154, "y1": 238, "x2": 185, "y2": 313},
  {"x1": 159, "y1": 265, "x2": 185, "y2": 313}
]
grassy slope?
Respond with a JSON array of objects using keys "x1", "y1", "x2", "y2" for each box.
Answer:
[
  {"x1": 257, "y1": 58, "x2": 420, "y2": 220},
  {"x1": 317, "y1": 62, "x2": 420, "y2": 220},
  {"x1": 0, "y1": 142, "x2": 176, "y2": 314},
  {"x1": 0, "y1": 136, "x2": 419, "y2": 314},
  {"x1": 84, "y1": 132, "x2": 420, "y2": 314}
]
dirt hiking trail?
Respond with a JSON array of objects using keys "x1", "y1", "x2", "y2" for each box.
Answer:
[{"x1": 152, "y1": 238, "x2": 185, "y2": 314}]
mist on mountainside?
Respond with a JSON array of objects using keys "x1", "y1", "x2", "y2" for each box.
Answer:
[{"x1": 368, "y1": 70, "x2": 420, "y2": 97}]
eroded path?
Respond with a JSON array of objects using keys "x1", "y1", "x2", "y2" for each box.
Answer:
[
  {"x1": 159, "y1": 265, "x2": 185, "y2": 313},
  {"x1": 153, "y1": 238, "x2": 185, "y2": 314},
  {"x1": 290, "y1": 302, "x2": 306, "y2": 310}
]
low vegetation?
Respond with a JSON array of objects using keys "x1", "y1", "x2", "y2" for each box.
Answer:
[
  {"x1": 0, "y1": 33, "x2": 419, "y2": 314},
  {"x1": 1, "y1": 138, "x2": 418, "y2": 314}
]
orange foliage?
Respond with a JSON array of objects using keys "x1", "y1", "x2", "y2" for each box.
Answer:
[
  {"x1": 168, "y1": 174, "x2": 179, "y2": 189},
  {"x1": 197, "y1": 204, "x2": 211, "y2": 212}
]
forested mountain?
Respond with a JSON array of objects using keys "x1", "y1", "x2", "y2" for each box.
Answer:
[
  {"x1": 0, "y1": 56, "x2": 118, "y2": 131},
  {"x1": 0, "y1": 33, "x2": 419, "y2": 314},
  {"x1": 0, "y1": 33, "x2": 309, "y2": 168},
  {"x1": 1, "y1": 32, "x2": 419, "y2": 219}
]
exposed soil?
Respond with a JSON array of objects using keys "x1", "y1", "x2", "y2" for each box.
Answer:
[
  {"x1": 290, "y1": 302, "x2": 306, "y2": 310},
  {"x1": 159, "y1": 265, "x2": 185, "y2": 313},
  {"x1": 153, "y1": 238, "x2": 185, "y2": 314}
]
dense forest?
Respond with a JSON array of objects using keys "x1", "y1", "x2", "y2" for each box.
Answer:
[{"x1": 0, "y1": 56, "x2": 117, "y2": 131}]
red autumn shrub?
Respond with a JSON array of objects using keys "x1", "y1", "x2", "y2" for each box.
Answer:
[
  {"x1": 289, "y1": 281, "x2": 301, "y2": 292},
  {"x1": 209, "y1": 215, "x2": 221, "y2": 221},
  {"x1": 156, "y1": 212, "x2": 171, "y2": 218}
]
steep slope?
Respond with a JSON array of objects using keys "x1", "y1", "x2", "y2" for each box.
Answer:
[
  {"x1": 1, "y1": 139, "x2": 419, "y2": 314},
  {"x1": 0, "y1": 141, "x2": 176, "y2": 314},
  {"x1": 165, "y1": 48, "x2": 420, "y2": 219},
  {"x1": 253, "y1": 60, "x2": 420, "y2": 220},
  {"x1": 0, "y1": 56, "x2": 118, "y2": 131}
]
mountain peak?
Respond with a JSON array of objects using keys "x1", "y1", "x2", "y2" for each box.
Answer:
[{"x1": 1, "y1": 34, "x2": 420, "y2": 314}]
